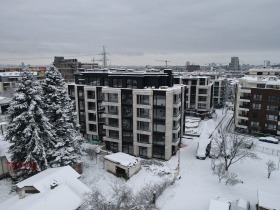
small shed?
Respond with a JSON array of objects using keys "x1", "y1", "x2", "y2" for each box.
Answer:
[
  {"x1": 104, "y1": 152, "x2": 141, "y2": 179},
  {"x1": 257, "y1": 190, "x2": 280, "y2": 210},
  {"x1": 209, "y1": 199, "x2": 230, "y2": 210}
]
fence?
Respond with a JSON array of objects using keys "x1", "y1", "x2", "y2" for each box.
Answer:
[{"x1": 255, "y1": 146, "x2": 280, "y2": 157}]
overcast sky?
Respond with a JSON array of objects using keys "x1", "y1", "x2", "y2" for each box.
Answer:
[{"x1": 0, "y1": 0, "x2": 279, "y2": 66}]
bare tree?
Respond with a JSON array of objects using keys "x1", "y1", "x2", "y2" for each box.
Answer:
[
  {"x1": 210, "y1": 126, "x2": 258, "y2": 171},
  {"x1": 212, "y1": 159, "x2": 228, "y2": 183},
  {"x1": 266, "y1": 160, "x2": 277, "y2": 179},
  {"x1": 225, "y1": 172, "x2": 241, "y2": 186}
]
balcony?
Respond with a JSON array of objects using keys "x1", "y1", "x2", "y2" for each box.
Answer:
[
  {"x1": 239, "y1": 105, "x2": 250, "y2": 109},
  {"x1": 240, "y1": 96, "x2": 250, "y2": 100},
  {"x1": 238, "y1": 113, "x2": 248, "y2": 117},
  {"x1": 172, "y1": 137, "x2": 180, "y2": 143}
]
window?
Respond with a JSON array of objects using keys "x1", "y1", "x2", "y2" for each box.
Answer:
[
  {"x1": 198, "y1": 103, "x2": 206, "y2": 109},
  {"x1": 153, "y1": 146, "x2": 165, "y2": 159},
  {"x1": 265, "y1": 124, "x2": 277, "y2": 130},
  {"x1": 88, "y1": 102, "x2": 96, "y2": 111},
  {"x1": 198, "y1": 89, "x2": 207, "y2": 94},
  {"x1": 79, "y1": 112, "x2": 85, "y2": 122},
  {"x1": 104, "y1": 78, "x2": 108, "y2": 86},
  {"x1": 108, "y1": 118, "x2": 118, "y2": 127},
  {"x1": 256, "y1": 84, "x2": 265, "y2": 88},
  {"x1": 137, "y1": 95, "x2": 150, "y2": 105},
  {"x1": 108, "y1": 106, "x2": 118, "y2": 115},
  {"x1": 123, "y1": 131, "x2": 133, "y2": 142},
  {"x1": 89, "y1": 124, "x2": 97, "y2": 132},
  {"x1": 137, "y1": 108, "x2": 150, "y2": 118},
  {"x1": 253, "y1": 94, "x2": 262, "y2": 101},
  {"x1": 153, "y1": 121, "x2": 165, "y2": 132},
  {"x1": 268, "y1": 95, "x2": 280, "y2": 102},
  {"x1": 198, "y1": 96, "x2": 207, "y2": 102},
  {"x1": 153, "y1": 134, "x2": 165, "y2": 145},
  {"x1": 78, "y1": 90, "x2": 84, "y2": 99},
  {"x1": 173, "y1": 94, "x2": 181, "y2": 104},
  {"x1": 250, "y1": 121, "x2": 259, "y2": 127},
  {"x1": 252, "y1": 112, "x2": 258, "y2": 118},
  {"x1": 109, "y1": 130, "x2": 119, "y2": 139},
  {"x1": 267, "y1": 105, "x2": 279, "y2": 111},
  {"x1": 112, "y1": 78, "x2": 122, "y2": 88},
  {"x1": 266, "y1": 115, "x2": 278, "y2": 121},
  {"x1": 154, "y1": 95, "x2": 166, "y2": 106},
  {"x1": 108, "y1": 93, "x2": 118, "y2": 103},
  {"x1": 173, "y1": 107, "x2": 180, "y2": 117},
  {"x1": 79, "y1": 101, "x2": 85, "y2": 110},
  {"x1": 139, "y1": 147, "x2": 148, "y2": 157},
  {"x1": 122, "y1": 94, "x2": 132, "y2": 104},
  {"x1": 87, "y1": 90, "x2": 95, "y2": 99},
  {"x1": 122, "y1": 143, "x2": 133, "y2": 155},
  {"x1": 127, "y1": 79, "x2": 138, "y2": 88},
  {"x1": 200, "y1": 79, "x2": 206, "y2": 85},
  {"x1": 122, "y1": 106, "x2": 132, "y2": 117},
  {"x1": 122, "y1": 119, "x2": 132, "y2": 130},
  {"x1": 137, "y1": 121, "x2": 150, "y2": 131},
  {"x1": 107, "y1": 142, "x2": 118, "y2": 153},
  {"x1": 88, "y1": 113, "x2": 96, "y2": 121},
  {"x1": 153, "y1": 108, "x2": 165, "y2": 120},
  {"x1": 90, "y1": 78, "x2": 100, "y2": 86},
  {"x1": 137, "y1": 134, "x2": 149, "y2": 144},
  {"x1": 173, "y1": 120, "x2": 180, "y2": 130},
  {"x1": 252, "y1": 103, "x2": 261, "y2": 110},
  {"x1": 69, "y1": 89, "x2": 75, "y2": 97}
]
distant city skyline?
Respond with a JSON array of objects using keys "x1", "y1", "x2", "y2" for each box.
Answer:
[{"x1": 0, "y1": 0, "x2": 280, "y2": 66}]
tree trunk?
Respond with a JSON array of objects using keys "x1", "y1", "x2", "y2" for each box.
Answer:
[{"x1": 268, "y1": 172, "x2": 271, "y2": 179}]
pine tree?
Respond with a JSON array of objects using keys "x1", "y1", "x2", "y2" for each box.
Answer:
[
  {"x1": 5, "y1": 69, "x2": 56, "y2": 176},
  {"x1": 42, "y1": 65, "x2": 84, "y2": 167}
]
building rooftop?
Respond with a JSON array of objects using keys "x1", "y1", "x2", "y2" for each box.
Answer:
[
  {"x1": 104, "y1": 152, "x2": 139, "y2": 167},
  {"x1": 258, "y1": 190, "x2": 280, "y2": 210}
]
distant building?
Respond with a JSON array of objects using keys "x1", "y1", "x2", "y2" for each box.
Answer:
[
  {"x1": 229, "y1": 56, "x2": 240, "y2": 71},
  {"x1": 53, "y1": 56, "x2": 81, "y2": 82},
  {"x1": 186, "y1": 65, "x2": 200, "y2": 72},
  {"x1": 234, "y1": 76, "x2": 280, "y2": 136},
  {"x1": 248, "y1": 68, "x2": 280, "y2": 77},
  {"x1": 264, "y1": 60, "x2": 271, "y2": 68}
]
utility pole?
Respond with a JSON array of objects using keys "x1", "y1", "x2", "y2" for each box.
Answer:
[{"x1": 102, "y1": 46, "x2": 107, "y2": 68}]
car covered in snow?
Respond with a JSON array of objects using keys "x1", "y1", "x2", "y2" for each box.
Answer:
[
  {"x1": 259, "y1": 136, "x2": 279, "y2": 144},
  {"x1": 196, "y1": 142, "x2": 210, "y2": 160}
]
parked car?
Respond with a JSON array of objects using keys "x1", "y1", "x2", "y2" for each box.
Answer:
[
  {"x1": 236, "y1": 198, "x2": 250, "y2": 210},
  {"x1": 259, "y1": 137, "x2": 279, "y2": 144},
  {"x1": 196, "y1": 142, "x2": 207, "y2": 160},
  {"x1": 244, "y1": 139, "x2": 254, "y2": 149}
]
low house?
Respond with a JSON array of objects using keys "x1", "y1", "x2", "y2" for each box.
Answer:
[
  {"x1": 257, "y1": 190, "x2": 280, "y2": 210},
  {"x1": 104, "y1": 152, "x2": 141, "y2": 179},
  {"x1": 0, "y1": 166, "x2": 92, "y2": 210}
]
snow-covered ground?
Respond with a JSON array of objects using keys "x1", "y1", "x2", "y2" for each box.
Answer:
[
  {"x1": 156, "y1": 110, "x2": 280, "y2": 210},
  {"x1": 1, "y1": 108, "x2": 280, "y2": 210}
]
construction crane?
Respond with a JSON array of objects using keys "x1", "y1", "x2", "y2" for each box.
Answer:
[{"x1": 155, "y1": 60, "x2": 170, "y2": 67}]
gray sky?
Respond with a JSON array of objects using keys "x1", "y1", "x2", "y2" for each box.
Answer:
[{"x1": 0, "y1": 0, "x2": 280, "y2": 66}]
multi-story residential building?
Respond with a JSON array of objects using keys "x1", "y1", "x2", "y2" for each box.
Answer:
[
  {"x1": 234, "y1": 76, "x2": 280, "y2": 136},
  {"x1": 174, "y1": 75, "x2": 213, "y2": 118},
  {"x1": 229, "y1": 56, "x2": 240, "y2": 71},
  {"x1": 53, "y1": 56, "x2": 81, "y2": 82},
  {"x1": 68, "y1": 69, "x2": 186, "y2": 160}
]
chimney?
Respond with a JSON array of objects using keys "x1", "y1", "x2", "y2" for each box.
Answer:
[{"x1": 18, "y1": 187, "x2": 26, "y2": 199}]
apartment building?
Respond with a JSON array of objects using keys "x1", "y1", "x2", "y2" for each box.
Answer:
[
  {"x1": 248, "y1": 68, "x2": 280, "y2": 77},
  {"x1": 174, "y1": 75, "x2": 213, "y2": 118},
  {"x1": 68, "y1": 69, "x2": 186, "y2": 160},
  {"x1": 234, "y1": 76, "x2": 280, "y2": 136}
]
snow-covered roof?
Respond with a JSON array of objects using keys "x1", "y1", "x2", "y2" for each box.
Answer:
[
  {"x1": 0, "y1": 166, "x2": 91, "y2": 210},
  {"x1": 104, "y1": 152, "x2": 139, "y2": 167},
  {"x1": 0, "y1": 71, "x2": 38, "y2": 77},
  {"x1": 258, "y1": 190, "x2": 280, "y2": 210},
  {"x1": 16, "y1": 165, "x2": 80, "y2": 192},
  {"x1": 0, "y1": 97, "x2": 12, "y2": 105},
  {"x1": 209, "y1": 199, "x2": 230, "y2": 210}
]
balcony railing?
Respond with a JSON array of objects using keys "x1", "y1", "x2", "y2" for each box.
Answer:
[
  {"x1": 238, "y1": 122, "x2": 248, "y2": 126},
  {"x1": 238, "y1": 113, "x2": 248, "y2": 117},
  {"x1": 239, "y1": 105, "x2": 250, "y2": 109},
  {"x1": 240, "y1": 96, "x2": 250, "y2": 100}
]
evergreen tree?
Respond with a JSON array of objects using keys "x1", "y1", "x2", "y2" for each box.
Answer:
[
  {"x1": 42, "y1": 65, "x2": 84, "y2": 167},
  {"x1": 5, "y1": 69, "x2": 56, "y2": 176}
]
